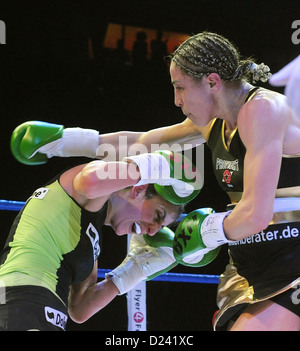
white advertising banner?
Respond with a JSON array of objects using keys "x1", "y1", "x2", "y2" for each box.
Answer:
[{"x1": 127, "y1": 235, "x2": 147, "y2": 331}]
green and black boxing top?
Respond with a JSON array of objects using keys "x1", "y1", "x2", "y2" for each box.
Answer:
[
  {"x1": 0, "y1": 175, "x2": 108, "y2": 306},
  {"x1": 207, "y1": 87, "x2": 300, "y2": 192}
]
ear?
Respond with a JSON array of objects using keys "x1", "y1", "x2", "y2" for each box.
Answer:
[
  {"x1": 130, "y1": 184, "x2": 149, "y2": 199},
  {"x1": 205, "y1": 73, "x2": 221, "y2": 92}
]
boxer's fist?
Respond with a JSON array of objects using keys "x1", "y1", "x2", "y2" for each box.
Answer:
[
  {"x1": 107, "y1": 228, "x2": 177, "y2": 295},
  {"x1": 124, "y1": 150, "x2": 202, "y2": 205},
  {"x1": 10, "y1": 120, "x2": 100, "y2": 165},
  {"x1": 173, "y1": 208, "x2": 221, "y2": 267},
  {"x1": 142, "y1": 226, "x2": 177, "y2": 280},
  {"x1": 10, "y1": 121, "x2": 64, "y2": 165}
]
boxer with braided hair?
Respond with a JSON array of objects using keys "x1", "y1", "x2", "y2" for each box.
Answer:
[
  {"x1": 10, "y1": 31, "x2": 300, "y2": 331},
  {"x1": 171, "y1": 32, "x2": 271, "y2": 83}
]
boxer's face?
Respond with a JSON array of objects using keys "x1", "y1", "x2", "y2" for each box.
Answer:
[
  {"x1": 170, "y1": 61, "x2": 215, "y2": 127},
  {"x1": 106, "y1": 186, "x2": 179, "y2": 236}
]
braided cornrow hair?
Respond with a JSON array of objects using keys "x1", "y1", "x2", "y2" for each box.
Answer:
[{"x1": 171, "y1": 32, "x2": 271, "y2": 84}]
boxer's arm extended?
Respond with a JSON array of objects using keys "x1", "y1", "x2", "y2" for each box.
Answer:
[
  {"x1": 116, "y1": 118, "x2": 205, "y2": 151},
  {"x1": 99, "y1": 119, "x2": 206, "y2": 159},
  {"x1": 10, "y1": 119, "x2": 206, "y2": 165},
  {"x1": 96, "y1": 119, "x2": 206, "y2": 161}
]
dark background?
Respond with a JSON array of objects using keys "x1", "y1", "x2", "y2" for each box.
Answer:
[{"x1": 0, "y1": 0, "x2": 299, "y2": 331}]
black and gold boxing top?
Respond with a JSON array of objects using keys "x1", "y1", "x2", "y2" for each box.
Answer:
[
  {"x1": 206, "y1": 87, "x2": 300, "y2": 304},
  {"x1": 0, "y1": 174, "x2": 108, "y2": 306},
  {"x1": 207, "y1": 87, "x2": 300, "y2": 192}
]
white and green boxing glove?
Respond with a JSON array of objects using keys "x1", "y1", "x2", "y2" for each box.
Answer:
[
  {"x1": 123, "y1": 150, "x2": 203, "y2": 205},
  {"x1": 10, "y1": 121, "x2": 99, "y2": 165},
  {"x1": 173, "y1": 208, "x2": 231, "y2": 267},
  {"x1": 106, "y1": 227, "x2": 177, "y2": 295}
]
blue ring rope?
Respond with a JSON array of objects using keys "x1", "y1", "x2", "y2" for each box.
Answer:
[
  {"x1": 0, "y1": 199, "x2": 220, "y2": 284},
  {"x1": 0, "y1": 200, "x2": 26, "y2": 211},
  {"x1": 97, "y1": 268, "x2": 219, "y2": 284}
]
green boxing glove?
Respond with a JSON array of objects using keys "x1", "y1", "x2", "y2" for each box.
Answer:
[
  {"x1": 10, "y1": 121, "x2": 99, "y2": 165},
  {"x1": 11, "y1": 121, "x2": 64, "y2": 165},
  {"x1": 143, "y1": 226, "x2": 177, "y2": 280},
  {"x1": 173, "y1": 208, "x2": 221, "y2": 267},
  {"x1": 123, "y1": 150, "x2": 203, "y2": 205}
]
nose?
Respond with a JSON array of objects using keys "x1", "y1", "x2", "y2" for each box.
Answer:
[
  {"x1": 146, "y1": 223, "x2": 161, "y2": 236},
  {"x1": 174, "y1": 90, "x2": 183, "y2": 107}
]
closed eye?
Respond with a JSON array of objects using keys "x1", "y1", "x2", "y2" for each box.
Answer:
[{"x1": 155, "y1": 209, "x2": 166, "y2": 225}]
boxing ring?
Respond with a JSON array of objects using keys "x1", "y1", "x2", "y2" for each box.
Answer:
[{"x1": 0, "y1": 199, "x2": 220, "y2": 330}]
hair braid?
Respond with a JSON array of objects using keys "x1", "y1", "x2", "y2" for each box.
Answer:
[{"x1": 172, "y1": 32, "x2": 271, "y2": 83}]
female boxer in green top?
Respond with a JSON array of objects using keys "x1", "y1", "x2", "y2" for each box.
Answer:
[{"x1": 0, "y1": 151, "x2": 199, "y2": 330}]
